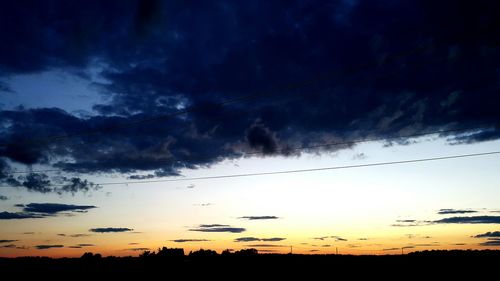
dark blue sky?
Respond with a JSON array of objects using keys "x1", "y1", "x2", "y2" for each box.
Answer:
[{"x1": 0, "y1": 0, "x2": 499, "y2": 193}]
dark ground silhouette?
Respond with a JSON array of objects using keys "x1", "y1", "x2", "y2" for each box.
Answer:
[{"x1": 0, "y1": 248, "x2": 499, "y2": 279}]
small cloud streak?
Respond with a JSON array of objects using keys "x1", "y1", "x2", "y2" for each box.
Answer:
[
  {"x1": 312, "y1": 236, "x2": 347, "y2": 242},
  {"x1": 0, "y1": 211, "x2": 44, "y2": 220},
  {"x1": 189, "y1": 224, "x2": 245, "y2": 233},
  {"x1": 35, "y1": 244, "x2": 64, "y2": 250},
  {"x1": 89, "y1": 227, "x2": 134, "y2": 233},
  {"x1": 0, "y1": 239, "x2": 18, "y2": 243},
  {"x1": 238, "y1": 216, "x2": 279, "y2": 220},
  {"x1": 479, "y1": 238, "x2": 500, "y2": 247},
  {"x1": 234, "y1": 237, "x2": 286, "y2": 242},
  {"x1": 473, "y1": 231, "x2": 500, "y2": 238},
  {"x1": 128, "y1": 247, "x2": 149, "y2": 251},
  {"x1": 437, "y1": 209, "x2": 477, "y2": 215},
  {"x1": 433, "y1": 216, "x2": 500, "y2": 224},
  {"x1": 22, "y1": 203, "x2": 97, "y2": 214},
  {"x1": 171, "y1": 239, "x2": 211, "y2": 243},
  {"x1": 246, "y1": 244, "x2": 287, "y2": 247}
]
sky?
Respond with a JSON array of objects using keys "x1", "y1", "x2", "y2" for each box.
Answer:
[{"x1": 0, "y1": 0, "x2": 500, "y2": 257}]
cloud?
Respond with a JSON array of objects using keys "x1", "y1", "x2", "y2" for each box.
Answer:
[
  {"x1": 246, "y1": 244, "x2": 287, "y2": 247},
  {"x1": 391, "y1": 220, "x2": 427, "y2": 227},
  {"x1": 433, "y1": 216, "x2": 500, "y2": 224},
  {"x1": 22, "y1": 203, "x2": 97, "y2": 214},
  {"x1": 70, "y1": 234, "x2": 92, "y2": 238},
  {"x1": 56, "y1": 178, "x2": 101, "y2": 194},
  {"x1": 234, "y1": 237, "x2": 286, "y2": 242},
  {"x1": 194, "y1": 203, "x2": 212, "y2": 207},
  {"x1": 89, "y1": 227, "x2": 134, "y2": 233},
  {"x1": 128, "y1": 247, "x2": 149, "y2": 251},
  {"x1": 382, "y1": 248, "x2": 400, "y2": 251},
  {"x1": 0, "y1": 239, "x2": 17, "y2": 243},
  {"x1": 68, "y1": 244, "x2": 95, "y2": 248},
  {"x1": 35, "y1": 244, "x2": 64, "y2": 250},
  {"x1": 474, "y1": 231, "x2": 500, "y2": 238},
  {"x1": 479, "y1": 238, "x2": 500, "y2": 247},
  {"x1": 312, "y1": 236, "x2": 348, "y2": 242},
  {"x1": 0, "y1": 211, "x2": 44, "y2": 219},
  {"x1": 189, "y1": 224, "x2": 245, "y2": 233},
  {"x1": 238, "y1": 216, "x2": 279, "y2": 220},
  {"x1": 437, "y1": 209, "x2": 477, "y2": 215},
  {"x1": 0, "y1": 1, "x2": 499, "y2": 186},
  {"x1": 171, "y1": 239, "x2": 211, "y2": 243}
]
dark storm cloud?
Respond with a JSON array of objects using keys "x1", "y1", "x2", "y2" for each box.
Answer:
[
  {"x1": 0, "y1": 211, "x2": 44, "y2": 219},
  {"x1": 238, "y1": 216, "x2": 279, "y2": 220},
  {"x1": 0, "y1": 0, "x2": 499, "y2": 184},
  {"x1": 171, "y1": 239, "x2": 211, "y2": 243},
  {"x1": 433, "y1": 216, "x2": 500, "y2": 224},
  {"x1": 437, "y1": 209, "x2": 477, "y2": 215},
  {"x1": 89, "y1": 227, "x2": 134, "y2": 233},
  {"x1": 473, "y1": 231, "x2": 500, "y2": 238},
  {"x1": 35, "y1": 244, "x2": 64, "y2": 250},
  {"x1": 22, "y1": 203, "x2": 97, "y2": 214},
  {"x1": 189, "y1": 224, "x2": 245, "y2": 233},
  {"x1": 234, "y1": 237, "x2": 286, "y2": 242}
]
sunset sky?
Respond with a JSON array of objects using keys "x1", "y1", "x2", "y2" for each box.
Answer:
[{"x1": 1, "y1": 0, "x2": 499, "y2": 257}]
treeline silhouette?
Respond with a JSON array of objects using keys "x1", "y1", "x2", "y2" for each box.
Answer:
[{"x1": 1, "y1": 248, "x2": 498, "y2": 279}]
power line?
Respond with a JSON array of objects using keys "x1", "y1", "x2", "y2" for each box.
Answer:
[
  {"x1": 2, "y1": 151, "x2": 498, "y2": 188},
  {"x1": 5, "y1": 125, "x2": 492, "y2": 175}
]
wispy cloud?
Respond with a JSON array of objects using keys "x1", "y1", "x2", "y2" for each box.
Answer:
[
  {"x1": 35, "y1": 244, "x2": 64, "y2": 250},
  {"x1": 312, "y1": 236, "x2": 347, "y2": 242},
  {"x1": 433, "y1": 216, "x2": 500, "y2": 224},
  {"x1": 437, "y1": 209, "x2": 477, "y2": 215},
  {"x1": 171, "y1": 239, "x2": 211, "y2": 243},
  {"x1": 246, "y1": 244, "x2": 287, "y2": 247},
  {"x1": 479, "y1": 238, "x2": 500, "y2": 246},
  {"x1": 0, "y1": 211, "x2": 44, "y2": 220},
  {"x1": 189, "y1": 224, "x2": 245, "y2": 233},
  {"x1": 68, "y1": 244, "x2": 95, "y2": 248},
  {"x1": 238, "y1": 216, "x2": 280, "y2": 220},
  {"x1": 234, "y1": 237, "x2": 286, "y2": 242},
  {"x1": 89, "y1": 227, "x2": 134, "y2": 233},
  {"x1": 0, "y1": 239, "x2": 18, "y2": 243},
  {"x1": 128, "y1": 247, "x2": 149, "y2": 251},
  {"x1": 473, "y1": 231, "x2": 500, "y2": 238}
]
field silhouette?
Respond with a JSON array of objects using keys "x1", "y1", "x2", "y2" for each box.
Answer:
[{"x1": 1, "y1": 248, "x2": 498, "y2": 279}]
